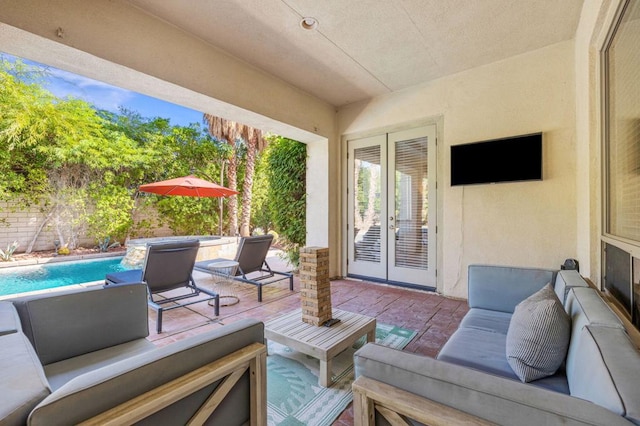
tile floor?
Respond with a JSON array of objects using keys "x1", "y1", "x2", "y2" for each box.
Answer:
[{"x1": 148, "y1": 255, "x2": 468, "y2": 425}]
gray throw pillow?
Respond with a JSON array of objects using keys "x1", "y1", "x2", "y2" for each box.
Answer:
[{"x1": 506, "y1": 283, "x2": 571, "y2": 382}]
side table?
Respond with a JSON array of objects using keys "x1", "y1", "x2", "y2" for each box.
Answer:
[
  {"x1": 264, "y1": 308, "x2": 376, "y2": 387},
  {"x1": 206, "y1": 260, "x2": 240, "y2": 306}
]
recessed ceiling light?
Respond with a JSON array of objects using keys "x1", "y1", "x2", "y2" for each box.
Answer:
[{"x1": 300, "y1": 17, "x2": 318, "y2": 30}]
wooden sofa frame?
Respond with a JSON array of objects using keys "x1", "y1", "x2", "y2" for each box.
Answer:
[
  {"x1": 352, "y1": 376, "x2": 490, "y2": 426},
  {"x1": 352, "y1": 272, "x2": 640, "y2": 426},
  {"x1": 81, "y1": 342, "x2": 267, "y2": 426}
]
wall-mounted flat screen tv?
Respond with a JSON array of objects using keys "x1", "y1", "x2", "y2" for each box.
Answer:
[{"x1": 450, "y1": 133, "x2": 543, "y2": 186}]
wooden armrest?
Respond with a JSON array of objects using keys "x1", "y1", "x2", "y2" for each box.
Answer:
[
  {"x1": 352, "y1": 376, "x2": 494, "y2": 426},
  {"x1": 80, "y1": 342, "x2": 267, "y2": 426}
]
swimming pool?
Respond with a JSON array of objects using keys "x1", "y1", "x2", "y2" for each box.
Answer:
[{"x1": 0, "y1": 257, "x2": 129, "y2": 297}]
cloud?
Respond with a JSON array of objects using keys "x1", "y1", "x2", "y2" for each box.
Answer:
[
  {"x1": 3, "y1": 52, "x2": 202, "y2": 126},
  {"x1": 44, "y1": 68, "x2": 135, "y2": 112}
]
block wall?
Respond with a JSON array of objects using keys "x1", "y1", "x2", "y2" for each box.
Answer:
[{"x1": 0, "y1": 202, "x2": 172, "y2": 253}]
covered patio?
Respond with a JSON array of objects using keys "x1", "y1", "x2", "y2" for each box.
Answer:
[
  {"x1": 0, "y1": 0, "x2": 610, "y2": 297},
  {"x1": 1, "y1": 0, "x2": 638, "y2": 424},
  {"x1": 149, "y1": 252, "x2": 467, "y2": 425}
]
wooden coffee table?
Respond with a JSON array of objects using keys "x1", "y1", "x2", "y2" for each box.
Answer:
[{"x1": 264, "y1": 308, "x2": 376, "y2": 387}]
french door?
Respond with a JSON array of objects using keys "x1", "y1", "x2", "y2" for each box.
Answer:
[{"x1": 347, "y1": 125, "x2": 437, "y2": 288}]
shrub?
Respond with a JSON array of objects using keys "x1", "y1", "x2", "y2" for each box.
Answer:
[{"x1": 0, "y1": 241, "x2": 19, "y2": 261}]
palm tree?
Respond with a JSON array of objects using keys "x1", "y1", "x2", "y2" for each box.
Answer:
[{"x1": 203, "y1": 114, "x2": 267, "y2": 236}]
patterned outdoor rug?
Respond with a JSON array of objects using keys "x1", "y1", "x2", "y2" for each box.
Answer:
[{"x1": 266, "y1": 323, "x2": 417, "y2": 426}]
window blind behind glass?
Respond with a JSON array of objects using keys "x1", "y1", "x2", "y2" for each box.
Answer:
[
  {"x1": 607, "y1": 0, "x2": 640, "y2": 241},
  {"x1": 394, "y1": 137, "x2": 429, "y2": 270}
]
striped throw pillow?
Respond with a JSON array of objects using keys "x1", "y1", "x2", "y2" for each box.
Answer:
[{"x1": 506, "y1": 283, "x2": 571, "y2": 382}]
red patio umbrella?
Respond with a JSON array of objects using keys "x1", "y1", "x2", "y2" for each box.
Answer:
[{"x1": 139, "y1": 175, "x2": 238, "y2": 198}]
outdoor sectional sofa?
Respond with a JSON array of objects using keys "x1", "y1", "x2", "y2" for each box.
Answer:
[
  {"x1": 353, "y1": 265, "x2": 640, "y2": 425},
  {"x1": 0, "y1": 283, "x2": 266, "y2": 425}
]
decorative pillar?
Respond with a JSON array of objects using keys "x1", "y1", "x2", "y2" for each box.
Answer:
[{"x1": 299, "y1": 247, "x2": 332, "y2": 326}]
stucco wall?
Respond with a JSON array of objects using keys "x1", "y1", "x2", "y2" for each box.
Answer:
[{"x1": 338, "y1": 41, "x2": 577, "y2": 298}]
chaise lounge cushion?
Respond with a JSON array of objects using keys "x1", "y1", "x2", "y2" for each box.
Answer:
[{"x1": 506, "y1": 284, "x2": 570, "y2": 382}]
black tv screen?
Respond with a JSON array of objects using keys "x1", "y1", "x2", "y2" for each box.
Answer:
[{"x1": 450, "y1": 133, "x2": 543, "y2": 186}]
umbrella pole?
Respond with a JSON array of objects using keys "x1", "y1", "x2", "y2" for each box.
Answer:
[
  {"x1": 219, "y1": 161, "x2": 225, "y2": 236},
  {"x1": 219, "y1": 198, "x2": 223, "y2": 236}
]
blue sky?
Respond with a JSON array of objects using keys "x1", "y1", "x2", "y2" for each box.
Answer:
[{"x1": 5, "y1": 52, "x2": 204, "y2": 128}]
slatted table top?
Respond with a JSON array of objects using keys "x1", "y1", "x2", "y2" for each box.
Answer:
[{"x1": 264, "y1": 308, "x2": 376, "y2": 361}]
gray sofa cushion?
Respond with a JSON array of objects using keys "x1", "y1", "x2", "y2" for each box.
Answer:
[
  {"x1": 565, "y1": 287, "x2": 624, "y2": 332},
  {"x1": 28, "y1": 318, "x2": 264, "y2": 426},
  {"x1": 567, "y1": 326, "x2": 640, "y2": 425},
  {"x1": 0, "y1": 333, "x2": 50, "y2": 426},
  {"x1": 564, "y1": 288, "x2": 626, "y2": 391},
  {"x1": 439, "y1": 327, "x2": 516, "y2": 378},
  {"x1": 468, "y1": 265, "x2": 556, "y2": 313},
  {"x1": 11, "y1": 283, "x2": 149, "y2": 365},
  {"x1": 554, "y1": 269, "x2": 590, "y2": 303},
  {"x1": 0, "y1": 301, "x2": 21, "y2": 336},
  {"x1": 506, "y1": 284, "x2": 570, "y2": 382},
  {"x1": 459, "y1": 308, "x2": 512, "y2": 334},
  {"x1": 44, "y1": 338, "x2": 156, "y2": 391},
  {"x1": 438, "y1": 326, "x2": 569, "y2": 394},
  {"x1": 356, "y1": 343, "x2": 630, "y2": 425}
]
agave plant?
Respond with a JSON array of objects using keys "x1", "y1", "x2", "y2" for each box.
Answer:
[
  {"x1": 97, "y1": 236, "x2": 121, "y2": 253},
  {"x1": 0, "y1": 241, "x2": 19, "y2": 261}
]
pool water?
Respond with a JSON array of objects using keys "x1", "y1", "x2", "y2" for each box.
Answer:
[{"x1": 0, "y1": 257, "x2": 129, "y2": 296}]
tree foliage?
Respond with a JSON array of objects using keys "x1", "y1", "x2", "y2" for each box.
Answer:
[
  {"x1": 251, "y1": 149, "x2": 273, "y2": 233},
  {"x1": 0, "y1": 55, "x2": 307, "y2": 258},
  {"x1": 0, "y1": 57, "x2": 145, "y2": 249},
  {"x1": 0, "y1": 57, "x2": 226, "y2": 251}
]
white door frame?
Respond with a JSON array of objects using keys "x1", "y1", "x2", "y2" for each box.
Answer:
[
  {"x1": 387, "y1": 125, "x2": 437, "y2": 286},
  {"x1": 344, "y1": 123, "x2": 437, "y2": 289}
]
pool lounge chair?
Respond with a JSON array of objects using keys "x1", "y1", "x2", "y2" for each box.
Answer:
[
  {"x1": 105, "y1": 239, "x2": 220, "y2": 333},
  {"x1": 194, "y1": 234, "x2": 294, "y2": 302}
]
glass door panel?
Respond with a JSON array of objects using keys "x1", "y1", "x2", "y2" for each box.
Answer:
[
  {"x1": 354, "y1": 145, "x2": 382, "y2": 263},
  {"x1": 347, "y1": 134, "x2": 387, "y2": 279}
]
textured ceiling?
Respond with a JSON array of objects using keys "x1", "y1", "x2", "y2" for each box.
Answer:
[{"x1": 126, "y1": 0, "x2": 585, "y2": 107}]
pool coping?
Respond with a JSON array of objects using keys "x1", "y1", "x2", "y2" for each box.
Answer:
[{"x1": 0, "y1": 251, "x2": 124, "y2": 269}]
